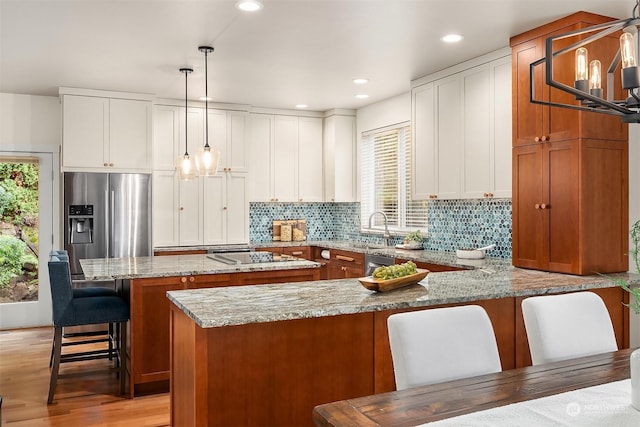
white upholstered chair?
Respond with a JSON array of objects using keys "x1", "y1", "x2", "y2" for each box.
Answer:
[
  {"x1": 387, "y1": 305, "x2": 502, "y2": 390},
  {"x1": 522, "y1": 291, "x2": 618, "y2": 365}
]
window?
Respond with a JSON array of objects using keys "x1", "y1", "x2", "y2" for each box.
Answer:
[{"x1": 361, "y1": 122, "x2": 427, "y2": 234}]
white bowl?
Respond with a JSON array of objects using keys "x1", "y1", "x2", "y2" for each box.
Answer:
[{"x1": 456, "y1": 248, "x2": 485, "y2": 259}]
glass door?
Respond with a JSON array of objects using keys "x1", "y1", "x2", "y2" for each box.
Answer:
[{"x1": 0, "y1": 151, "x2": 56, "y2": 329}]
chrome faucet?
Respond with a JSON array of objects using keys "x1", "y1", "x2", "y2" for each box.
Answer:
[{"x1": 368, "y1": 211, "x2": 391, "y2": 246}]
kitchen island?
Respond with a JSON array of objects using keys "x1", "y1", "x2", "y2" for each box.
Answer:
[
  {"x1": 167, "y1": 266, "x2": 639, "y2": 426},
  {"x1": 80, "y1": 253, "x2": 320, "y2": 396}
]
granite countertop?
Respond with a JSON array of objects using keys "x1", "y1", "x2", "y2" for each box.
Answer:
[
  {"x1": 80, "y1": 254, "x2": 320, "y2": 280},
  {"x1": 155, "y1": 240, "x2": 511, "y2": 271},
  {"x1": 167, "y1": 267, "x2": 640, "y2": 329}
]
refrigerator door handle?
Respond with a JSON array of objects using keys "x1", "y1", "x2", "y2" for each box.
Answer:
[
  {"x1": 110, "y1": 190, "x2": 115, "y2": 258},
  {"x1": 105, "y1": 190, "x2": 110, "y2": 258}
]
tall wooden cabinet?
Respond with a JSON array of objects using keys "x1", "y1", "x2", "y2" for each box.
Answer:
[{"x1": 511, "y1": 12, "x2": 629, "y2": 275}]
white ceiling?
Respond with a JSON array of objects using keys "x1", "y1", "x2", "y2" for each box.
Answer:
[{"x1": 0, "y1": 0, "x2": 634, "y2": 111}]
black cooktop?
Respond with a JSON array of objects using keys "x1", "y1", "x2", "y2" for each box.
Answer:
[{"x1": 206, "y1": 251, "x2": 296, "y2": 265}]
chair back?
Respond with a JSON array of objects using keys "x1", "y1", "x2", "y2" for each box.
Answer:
[
  {"x1": 522, "y1": 291, "x2": 618, "y2": 365},
  {"x1": 48, "y1": 252, "x2": 74, "y2": 326},
  {"x1": 387, "y1": 305, "x2": 502, "y2": 390}
]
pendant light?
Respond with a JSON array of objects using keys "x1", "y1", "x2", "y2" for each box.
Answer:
[
  {"x1": 176, "y1": 67, "x2": 197, "y2": 181},
  {"x1": 195, "y1": 45, "x2": 220, "y2": 176}
]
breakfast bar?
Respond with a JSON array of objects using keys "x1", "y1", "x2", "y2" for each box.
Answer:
[{"x1": 167, "y1": 266, "x2": 639, "y2": 426}]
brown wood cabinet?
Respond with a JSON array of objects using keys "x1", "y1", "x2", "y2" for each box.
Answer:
[
  {"x1": 127, "y1": 267, "x2": 319, "y2": 396},
  {"x1": 510, "y1": 12, "x2": 629, "y2": 275},
  {"x1": 327, "y1": 249, "x2": 364, "y2": 279},
  {"x1": 255, "y1": 245, "x2": 312, "y2": 260}
]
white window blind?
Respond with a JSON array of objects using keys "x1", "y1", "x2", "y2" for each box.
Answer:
[{"x1": 361, "y1": 122, "x2": 427, "y2": 233}]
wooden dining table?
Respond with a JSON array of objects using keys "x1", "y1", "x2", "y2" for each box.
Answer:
[{"x1": 313, "y1": 348, "x2": 635, "y2": 427}]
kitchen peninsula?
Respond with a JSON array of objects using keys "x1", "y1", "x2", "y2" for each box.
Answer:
[
  {"x1": 166, "y1": 264, "x2": 639, "y2": 426},
  {"x1": 80, "y1": 253, "x2": 320, "y2": 396}
]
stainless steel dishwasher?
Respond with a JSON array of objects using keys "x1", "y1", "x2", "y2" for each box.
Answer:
[{"x1": 364, "y1": 254, "x2": 395, "y2": 276}]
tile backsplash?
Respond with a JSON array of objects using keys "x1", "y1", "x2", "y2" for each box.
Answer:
[{"x1": 249, "y1": 199, "x2": 512, "y2": 258}]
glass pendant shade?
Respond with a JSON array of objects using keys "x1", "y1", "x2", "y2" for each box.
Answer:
[
  {"x1": 196, "y1": 145, "x2": 220, "y2": 176},
  {"x1": 177, "y1": 153, "x2": 197, "y2": 180}
]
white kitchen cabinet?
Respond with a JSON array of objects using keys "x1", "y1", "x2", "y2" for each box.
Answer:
[
  {"x1": 323, "y1": 112, "x2": 357, "y2": 202},
  {"x1": 178, "y1": 177, "x2": 203, "y2": 246},
  {"x1": 208, "y1": 109, "x2": 248, "y2": 173},
  {"x1": 273, "y1": 115, "x2": 298, "y2": 202},
  {"x1": 411, "y1": 48, "x2": 512, "y2": 200},
  {"x1": 247, "y1": 113, "x2": 323, "y2": 203},
  {"x1": 297, "y1": 117, "x2": 323, "y2": 202},
  {"x1": 247, "y1": 113, "x2": 274, "y2": 202},
  {"x1": 435, "y1": 75, "x2": 463, "y2": 199},
  {"x1": 152, "y1": 171, "x2": 179, "y2": 247},
  {"x1": 203, "y1": 172, "x2": 248, "y2": 245},
  {"x1": 153, "y1": 105, "x2": 180, "y2": 170},
  {"x1": 61, "y1": 91, "x2": 152, "y2": 172},
  {"x1": 412, "y1": 84, "x2": 437, "y2": 200}
]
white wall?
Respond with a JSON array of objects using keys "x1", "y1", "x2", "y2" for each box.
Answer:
[
  {"x1": 355, "y1": 92, "x2": 411, "y2": 200},
  {"x1": 0, "y1": 93, "x2": 61, "y2": 149}
]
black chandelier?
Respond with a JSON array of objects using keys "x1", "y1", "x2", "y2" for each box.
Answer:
[{"x1": 531, "y1": 0, "x2": 640, "y2": 123}]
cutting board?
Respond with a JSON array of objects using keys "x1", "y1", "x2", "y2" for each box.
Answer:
[{"x1": 273, "y1": 219, "x2": 306, "y2": 241}]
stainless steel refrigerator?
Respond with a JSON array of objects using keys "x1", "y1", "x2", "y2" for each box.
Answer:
[{"x1": 64, "y1": 172, "x2": 152, "y2": 281}]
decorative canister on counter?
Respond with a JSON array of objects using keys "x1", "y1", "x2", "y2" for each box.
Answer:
[
  {"x1": 632, "y1": 349, "x2": 640, "y2": 411},
  {"x1": 280, "y1": 224, "x2": 292, "y2": 242}
]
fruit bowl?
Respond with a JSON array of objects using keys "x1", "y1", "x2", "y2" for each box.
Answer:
[{"x1": 359, "y1": 269, "x2": 429, "y2": 292}]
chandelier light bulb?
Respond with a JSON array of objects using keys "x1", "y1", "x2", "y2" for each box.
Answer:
[
  {"x1": 589, "y1": 60, "x2": 602, "y2": 90},
  {"x1": 196, "y1": 145, "x2": 220, "y2": 176},
  {"x1": 621, "y1": 32, "x2": 637, "y2": 68},
  {"x1": 575, "y1": 48, "x2": 588, "y2": 81}
]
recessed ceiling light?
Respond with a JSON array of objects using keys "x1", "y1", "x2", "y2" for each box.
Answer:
[
  {"x1": 353, "y1": 78, "x2": 369, "y2": 84},
  {"x1": 441, "y1": 34, "x2": 463, "y2": 43},
  {"x1": 296, "y1": 104, "x2": 308, "y2": 109},
  {"x1": 355, "y1": 94, "x2": 369, "y2": 99},
  {"x1": 236, "y1": 0, "x2": 263, "y2": 12}
]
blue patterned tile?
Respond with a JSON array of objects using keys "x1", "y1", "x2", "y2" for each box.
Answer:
[{"x1": 249, "y1": 199, "x2": 512, "y2": 259}]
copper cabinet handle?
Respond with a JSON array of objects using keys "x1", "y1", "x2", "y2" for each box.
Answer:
[
  {"x1": 341, "y1": 266, "x2": 347, "y2": 272},
  {"x1": 535, "y1": 204, "x2": 540, "y2": 209},
  {"x1": 291, "y1": 251, "x2": 303, "y2": 256},
  {"x1": 429, "y1": 194, "x2": 438, "y2": 199},
  {"x1": 223, "y1": 207, "x2": 228, "y2": 210},
  {"x1": 104, "y1": 163, "x2": 108, "y2": 167},
  {"x1": 540, "y1": 136, "x2": 547, "y2": 142},
  {"x1": 180, "y1": 277, "x2": 187, "y2": 283},
  {"x1": 189, "y1": 276, "x2": 195, "y2": 282},
  {"x1": 180, "y1": 207, "x2": 184, "y2": 211},
  {"x1": 534, "y1": 136, "x2": 540, "y2": 142},
  {"x1": 109, "y1": 163, "x2": 114, "y2": 167},
  {"x1": 541, "y1": 203, "x2": 548, "y2": 209},
  {"x1": 336, "y1": 255, "x2": 355, "y2": 262}
]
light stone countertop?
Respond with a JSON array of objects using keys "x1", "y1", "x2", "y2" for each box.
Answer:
[
  {"x1": 166, "y1": 267, "x2": 640, "y2": 329},
  {"x1": 155, "y1": 240, "x2": 512, "y2": 271},
  {"x1": 80, "y1": 254, "x2": 320, "y2": 280}
]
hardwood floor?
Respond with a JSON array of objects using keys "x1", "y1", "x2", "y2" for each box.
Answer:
[{"x1": 0, "y1": 327, "x2": 169, "y2": 426}]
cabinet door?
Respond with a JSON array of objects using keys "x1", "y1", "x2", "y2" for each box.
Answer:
[
  {"x1": 226, "y1": 172, "x2": 249, "y2": 244},
  {"x1": 179, "y1": 177, "x2": 203, "y2": 246},
  {"x1": 206, "y1": 109, "x2": 227, "y2": 172},
  {"x1": 62, "y1": 95, "x2": 108, "y2": 169},
  {"x1": 247, "y1": 114, "x2": 273, "y2": 202},
  {"x1": 412, "y1": 83, "x2": 436, "y2": 200},
  {"x1": 152, "y1": 171, "x2": 179, "y2": 247},
  {"x1": 298, "y1": 117, "x2": 323, "y2": 202},
  {"x1": 461, "y1": 65, "x2": 491, "y2": 199},
  {"x1": 153, "y1": 105, "x2": 180, "y2": 170},
  {"x1": 227, "y1": 111, "x2": 248, "y2": 172},
  {"x1": 435, "y1": 76, "x2": 462, "y2": 199},
  {"x1": 492, "y1": 57, "x2": 513, "y2": 198},
  {"x1": 109, "y1": 98, "x2": 151, "y2": 170},
  {"x1": 323, "y1": 114, "x2": 356, "y2": 202},
  {"x1": 203, "y1": 174, "x2": 225, "y2": 245},
  {"x1": 273, "y1": 115, "x2": 298, "y2": 202},
  {"x1": 545, "y1": 140, "x2": 578, "y2": 274},
  {"x1": 512, "y1": 39, "x2": 545, "y2": 146},
  {"x1": 512, "y1": 144, "x2": 544, "y2": 269},
  {"x1": 130, "y1": 277, "x2": 186, "y2": 386},
  {"x1": 179, "y1": 107, "x2": 204, "y2": 162}
]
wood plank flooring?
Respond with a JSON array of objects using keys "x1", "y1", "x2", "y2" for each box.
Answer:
[{"x1": 0, "y1": 327, "x2": 169, "y2": 426}]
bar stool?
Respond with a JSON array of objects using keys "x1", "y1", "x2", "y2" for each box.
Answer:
[{"x1": 47, "y1": 252, "x2": 129, "y2": 404}]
